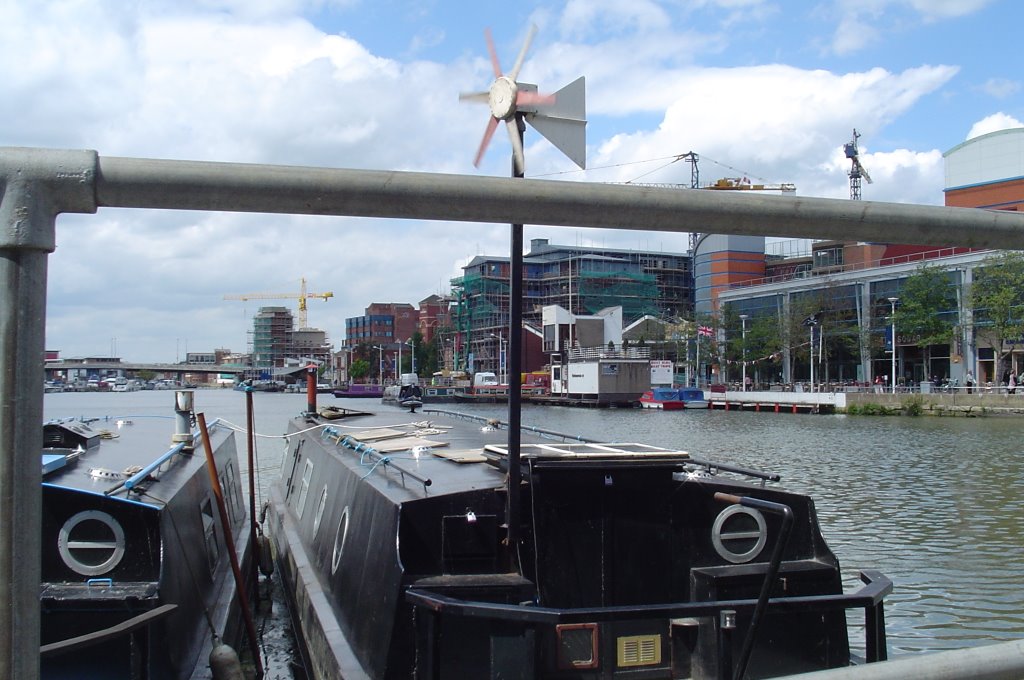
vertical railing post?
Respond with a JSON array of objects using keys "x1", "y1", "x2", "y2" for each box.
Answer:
[{"x1": 0, "y1": 148, "x2": 97, "y2": 680}]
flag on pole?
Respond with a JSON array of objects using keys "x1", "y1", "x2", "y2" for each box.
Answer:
[{"x1": 698, "y1": 325, "x2": 713, "y2": 337}]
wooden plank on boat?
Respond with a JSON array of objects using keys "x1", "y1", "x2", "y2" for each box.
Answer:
[
  {"x1": 372, "y1": 437, "x2": 450, "y2": 453},
  {"x1": 347, "y1": 428, "x2": 412, "y2": 443},
  {"x1": 431, "y1": 449, "x2": 488, "y2": 463}
]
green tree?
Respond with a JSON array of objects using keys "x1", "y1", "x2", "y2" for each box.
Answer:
[
  {"x1": 349, "y1": 358, "x2": 371, "y2": 382},
  {"x1": 895, "y1": 264, "x2": 958, "y2": 377},
  {"x1": 970, "y1": 251, "x2": 1024, "y2": 381}
]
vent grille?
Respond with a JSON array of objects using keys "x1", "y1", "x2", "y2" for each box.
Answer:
[{"x1": 617, "y1": 634, "x2": 661, "y2": 667}]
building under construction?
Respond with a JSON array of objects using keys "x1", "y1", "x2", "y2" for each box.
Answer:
[
  {"x1": 250, "y1": 306, "x2": 332, "y2": 375},
  {"x1": 450, "y1": 238, "x2": 692, "y2": 374}
]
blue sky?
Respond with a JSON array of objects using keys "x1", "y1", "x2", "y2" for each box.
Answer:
[{"x1": 2, "y1": 0, "x2": 1021, "y2": 361}]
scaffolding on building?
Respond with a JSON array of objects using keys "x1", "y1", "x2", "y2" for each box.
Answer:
[{"x1": 576, "y1": 270, "x2": 661, "y2": 317}]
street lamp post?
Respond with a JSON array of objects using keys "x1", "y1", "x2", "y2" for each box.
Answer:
[
  {"x1": 372, "y1": 345, "x2": 384, "y2": 384},
  {"x1": 803, "y1": 314, "x2": 819, "y2": 393},
  {"x1": 740, "y1": 314, "x2": 749, "y2": 392},
  {"x1": 490, "y1": 332, "x2": 505, "y2": 384},
  {"x1": 888, "y1": 297, "x2": 899, "y2": 394}
]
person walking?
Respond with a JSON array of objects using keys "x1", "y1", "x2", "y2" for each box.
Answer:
[
  {"x1": 966, "y1": 370, "x2": 974, "y2": 395},
  {"x1": 1010, "y1": 370, "x2": 1018, "y2": 395}
]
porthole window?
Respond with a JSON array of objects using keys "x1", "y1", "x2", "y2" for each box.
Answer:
[
  {"x1": 711, "y1": 505, "x2": 767, "y2": 564},
  {"x1": 313, "y1": 486, "x2": 328, "y2": 537},
  {"x1": 331, "y1": 506, "x2": 350, "y2": 575},
  {"x1": 58, "y1": 510, "x2": 126, "y2": 576}
]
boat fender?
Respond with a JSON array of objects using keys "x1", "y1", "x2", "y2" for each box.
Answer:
[
  {"x1": 259, "y1": 500, "x2": 270, "y2": 524},
  {"x1": 209, "y1": 638, "x2": 245, "y2": 680},
  {"x1": 257, "y1": 532, "x2": 275, "y2": 576}
]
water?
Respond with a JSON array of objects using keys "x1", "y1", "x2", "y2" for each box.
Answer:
[{"x1": 43, "y1": 390, "x2": 1024, "y2": 665}]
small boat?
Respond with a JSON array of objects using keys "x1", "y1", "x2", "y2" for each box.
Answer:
[
  {"x1": 266, "y1": 385, "x2": 892, "y2": 680},
  {"x1": 679, "y1": 387, "x2": 710, "y2": 409},
  {"x1": 39, "y1": 391, "x2": 255, "y2": 679},
  {"x1": 332, "y1": 383, "x2": 385, "y2": 399},
  {"x1": 235, "y1": 378, "x2": 284, "y2": 392},
  {"x1": 639, "y1": 386, "x2": 686, "y2": 410}
]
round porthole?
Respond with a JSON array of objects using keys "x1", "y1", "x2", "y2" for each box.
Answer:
[
  {"x1": 711, "y1": 505, "x2": 767, "y2": 564},
  {"x1": 58, "y1": 510, "x2": 126, "y2": 576},
  {"x1": 331, "y1": 506, "x2": 350, "y2": 575},
  {"x1": 313, "y1": 487, "x2": 328, "y2": 537}
]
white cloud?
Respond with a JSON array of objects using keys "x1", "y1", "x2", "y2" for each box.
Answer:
[
  {"x1": 907, "y1": 0, "x2": 994, "y2": 20},
  {"x1": 0, "y1": 0, "x2": 1002, "y2": 360},
  {"x1": 966, "y1": 113, "x2": 1024, "y2": 140},
  {"x1": 828, "y1": 0, "x2": 995, "y2": 54},
  {"x1": 979, "y1": 78, "x2": 1021, "y2": 99},
  {"x1": 583, "y1": 64, "x2": 955, "y2": 198}
]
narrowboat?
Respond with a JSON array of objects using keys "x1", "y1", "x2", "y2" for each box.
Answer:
[
  {"x1": 333, "y1": 383, "x2": 385, "y2": 399},
  {"x1": 39, "y1": 391, "x2": 255, "y2": 680},
  {"x1": 266, "y1": 396, "x2": 891, "y2": 679}
]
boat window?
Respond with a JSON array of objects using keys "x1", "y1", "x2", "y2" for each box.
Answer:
[
  {"x1": 296, "y1": 459, "x2": 314, "y2": 519},
  {"x1": 313, "y1": 486, "x2": 328, "y2": 536},
  {"x1": 201, "y1": 498, "x2": 219, "y2": 573},
  {"x1": 220, "y1": 460, "x2": 238, "y2": 525},
  {"x1": 711, "y1": 505, "x2": 767, "y2": 564},
  {"x1": 57, "y1": 510, "x2": 126, "y2": 576},
  {"x1": 331, "y1": 506, "x2": 350, "y2": 575},
  {"x1": 283, "y1": 438, "x2": 305, "y2": 501}
]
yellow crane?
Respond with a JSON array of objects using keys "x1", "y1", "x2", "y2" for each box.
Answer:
[
  {"x1": 704, "y1": 177, "x2": 796, "y2": 192},
  {"x1": 224, "y1": 277, "x2": 333, "y2": 329}
]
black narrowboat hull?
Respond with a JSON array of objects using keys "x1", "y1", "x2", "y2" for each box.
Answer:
[
  {"x1": 268, "y1": 406, "x2": 890, "y2": 679},
  {"x1": 39, "y1": 413, "x2": 253, "y2": 680}
]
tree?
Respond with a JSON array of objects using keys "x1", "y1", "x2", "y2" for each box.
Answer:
[
  {"x1": 349, "y1": 358, "x2": 371, "y2": 382},
  {"x1": 970, "y1": 251, "x2": 1024, "y2": 381},
  {"x1": 895, "y1": 264, "x2": 958, "y2": 379}
]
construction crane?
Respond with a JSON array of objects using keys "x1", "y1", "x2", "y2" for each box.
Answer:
[
  {"x1": 844, "y1": 128, "x2": 873, "y2": 200},
  {"x1": 224, "y1": 277, "x2": 333, "y2": 329},
  {"x1": 619, "y1": 152, "x2": 795, "y2": 250},
  {"x1": 704, "y1": 177, "x2": 797, "y2": 192},
  {"x1": 688, "y1": 174, "x2": 797, "y2": 251}
]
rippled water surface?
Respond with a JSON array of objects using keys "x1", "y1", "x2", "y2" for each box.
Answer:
[{"x1": 45, "y1": 390, "x2": 1024, "y2": 662}]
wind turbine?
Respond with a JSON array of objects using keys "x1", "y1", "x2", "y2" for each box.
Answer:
[
  {"x1": 460, "y1": 25, "x2": 587, "y2": 175},
  {"x1": 460, "y1": 25, "x2": 586, "y2": 555}
]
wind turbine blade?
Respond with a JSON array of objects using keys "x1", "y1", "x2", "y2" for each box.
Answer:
[
  {"x1": 474, "y1": 116, "x2": 500, "y2": 167},
  {"x1": 484, "y1": 27, "x2": 502, "y2": 78},
  {"x1": 516, "y1": 90, "x2": 556, "y2": 109},
  {"x1": 527, "y1": 113, "x2": 586, "y2": 169},
  {"x1": 508, "y1": 23, "x2": 537, "y2": 81},
  {"x1": 532, "y1": 76, "x2": 584, "y2": 120},
  {"x1": 506, "y1": 118, "x2": 525, "y2": 175},
  {"x1": 459, "y1": 91, "x2": 490, "y2": 103},
  {"x1": 523, "y1": 77, "x2": 587, "y2": 169}
]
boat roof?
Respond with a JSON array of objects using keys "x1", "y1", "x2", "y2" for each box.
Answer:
[
  {"x1": 41, "y1": 415, "x2": 233, "y2": 510},
  {"x1": 301, "y1": 405, "x2": 692, "y2": 502}
]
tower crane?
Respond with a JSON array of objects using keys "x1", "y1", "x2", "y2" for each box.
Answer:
[
  {"x1": 844, "y1": 128, "x2": 872, "y2": 200},
  {"x1": 224, "y1": 277, "x2": 333, "y2": 329}
]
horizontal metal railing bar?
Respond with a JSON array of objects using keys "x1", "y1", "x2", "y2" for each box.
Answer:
[
  {"x1": 405, "y1": 569, "x2": 891, "y2": 625},
  {"x1": 76, "y1": 152, "x2": 1024, "y2": 250}
]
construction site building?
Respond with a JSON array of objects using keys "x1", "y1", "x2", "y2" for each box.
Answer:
[
  {"x1": 449, "y1": 238, "x2": 693, "y2": 375},
  {"x1": 250, "y1": 306, "x2": 333, "y2": 375}
]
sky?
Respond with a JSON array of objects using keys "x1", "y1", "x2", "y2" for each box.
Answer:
[{"x1": 3, "y1": 0, "x2": 1023, "y2": 363}]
